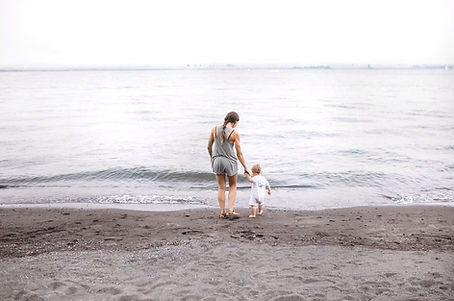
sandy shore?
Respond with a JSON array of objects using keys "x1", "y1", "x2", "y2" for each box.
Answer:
[{"x1": 1, "y1": 205, "x2": 453, "y2": 300}]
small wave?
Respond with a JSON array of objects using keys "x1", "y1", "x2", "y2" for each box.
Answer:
[
  {"x1": 390, "y1": 190, "x2": 454, "y2": 204},
  {"x1": 324, "y1": 104, "x2": 357, "y2": 109},
  {"x1": 332, "y1": 116, "x2": 370, "y2": 123},
  {"x1": 380, "y1": 194, "x2": 394, "y2": 200},
  {"x1": 133, "y1": 110, "x2": 154, "y2": 115},
  {"x1": 433, "y1": 187, "x2": 453, "y2": 191},
  {"x1": 337, "y1": 149, "x2": 367, "y2": 156},
  {"x1": 272, "y1": 184, "x2": 319, "y2": 189},
  {"x1": 0, "y1": 184, "x2": 22, "y2": 189},
  {"x1": 289, "y1": 129, "x2": 338, "y2": 138},
  {"x1": 230, "y1": 184, "x2": 318, "y2": 190},
  {"x1": 0, "y1": 167, "x2": 217, "y2": 185},
  {"x1": 440, "y1": 164, "x2": 454, "y2": 172},
  {"x1": 303, "y1": 171, "x2": 390, "y2": 187}
]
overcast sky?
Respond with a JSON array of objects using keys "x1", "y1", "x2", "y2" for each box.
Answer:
[{"x1": 1, "y1": 0, "x2": 453, "y2": 66}]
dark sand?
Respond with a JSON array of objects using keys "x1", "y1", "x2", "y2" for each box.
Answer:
[{"x1": 1, "y1": 205, "x2": 453, "y2": 300}]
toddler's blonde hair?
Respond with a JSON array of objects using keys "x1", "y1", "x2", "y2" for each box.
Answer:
[{"x1": 251, "y1": 164, "x2": 262, "y2": 174}]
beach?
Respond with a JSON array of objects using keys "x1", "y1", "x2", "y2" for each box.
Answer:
[
  {"x1": 2, "y1": 3, "x2": 454, "y2": 299},
  {"x1": 1, "y1": 205, "x2": 453, "y2": 300}
]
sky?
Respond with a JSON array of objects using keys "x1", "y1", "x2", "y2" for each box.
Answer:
[{"x1": 1, "y1": 0, "x2": 453, "y2": 67}]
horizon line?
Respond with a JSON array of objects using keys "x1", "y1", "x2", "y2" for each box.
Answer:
[{"x1": 0, "y1": 63, "x2": 453, "y2": 72}]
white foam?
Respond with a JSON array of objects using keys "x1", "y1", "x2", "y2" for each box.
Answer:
[{"x1": 0, "y1": 202, "x2": 211, "y2": 212}]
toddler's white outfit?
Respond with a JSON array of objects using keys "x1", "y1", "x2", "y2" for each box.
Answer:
[{"x1": 248, "y1": 175, "x2": 270, "y2": 206}]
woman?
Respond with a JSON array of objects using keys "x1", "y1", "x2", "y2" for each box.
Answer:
[{"x1": 207, "y1": 111, "x2": 249, "y2": 218}]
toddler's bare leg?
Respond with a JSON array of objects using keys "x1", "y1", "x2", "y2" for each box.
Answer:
[
  {"x1": 258, "y1": 204, "x2": 263, "y2": 215},
  {"x1": 249, "y1": 206, "x2": 256, "y2": 218}
]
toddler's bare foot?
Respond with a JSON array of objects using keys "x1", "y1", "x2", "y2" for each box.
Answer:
[{"x1": 249, "y1": 214, "x2": 256, "y2": 218}]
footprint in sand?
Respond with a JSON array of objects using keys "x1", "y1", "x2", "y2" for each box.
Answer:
[
  {"x1": 48, "y1": 281, "x2": 91, "y2": 297},
  {"x1": 302, "y1": 278, "x2": 321, "y2": 284},
  {"x1": 271, "y1": 294, "x2": 305, "y2": 301},
  {"x1": 49, "y1": 281, "x2": 66, "y2": 290},
  {"x1": 97, "y1": 287, "x2": 122, "y2": 295},
  {"x1": 65, "y1": 286, "x2": 79, "y2": 295},
  {"x1": 118, "y1": 295, "x2": 141, "y2": 301},
  {"x1": 149, "y1": 280, "x2": 180, "y2": 290},
  {"x1": 263, "y1": 290, "x2": 295, "y2": 299},
  {"x1": 279, "y1": 275, "x2": 304, "y2": 282},
  {"x1": 311, "y1": 293, "x2": 326, "y2": 298}
]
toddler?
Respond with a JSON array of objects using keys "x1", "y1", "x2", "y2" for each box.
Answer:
[{"x1": 244, "y1": 164, "x2": 271, "y2": 218}]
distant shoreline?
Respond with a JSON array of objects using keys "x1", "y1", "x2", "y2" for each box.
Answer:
[{"x1": 0, "y1": 64, "x2": 452, "y2": 72}]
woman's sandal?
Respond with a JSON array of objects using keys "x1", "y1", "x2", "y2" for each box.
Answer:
[
  {"x1": 228, "y1": 211, "x2": 240, "y2": 220},
  {"x1": 219, "y1": 212, "x2": 228, "y2": 219}
]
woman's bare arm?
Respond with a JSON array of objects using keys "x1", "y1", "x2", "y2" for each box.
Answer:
[
  {"x1": 207, "y1": 127, "x2": 216, "y2": 159},
  {"x1": 233, "y1": 131, "x2": 248, "y2": 172}
]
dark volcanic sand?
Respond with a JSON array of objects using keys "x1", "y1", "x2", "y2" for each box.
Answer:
[{"x1": 1, "y1": 205, "x2": 453, "y2": 300}]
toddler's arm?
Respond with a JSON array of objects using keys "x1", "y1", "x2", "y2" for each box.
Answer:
[
  {"x1": 244, "y1": 172, "x2": 254, "y2": 183},
  {"x1": 264, "y1": 177, "x2": 271, "y2": 194}
]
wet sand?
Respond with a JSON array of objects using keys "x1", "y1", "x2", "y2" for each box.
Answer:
[{"x1": 1, "y1": 205, "x2": 453, "y2": 300}]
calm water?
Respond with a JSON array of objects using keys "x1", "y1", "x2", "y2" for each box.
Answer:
[{"x1": 0, "y1": 69, "x2": 453, "y2": 210}]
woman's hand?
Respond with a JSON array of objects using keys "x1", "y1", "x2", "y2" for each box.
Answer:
[{"x1": 244, "y1": 170, "x2": 254, "y2": 183}]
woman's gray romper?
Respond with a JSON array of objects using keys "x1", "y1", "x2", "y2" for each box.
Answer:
[{"x1": 212, "y1": 126, "x2": 238, "y2": 176}]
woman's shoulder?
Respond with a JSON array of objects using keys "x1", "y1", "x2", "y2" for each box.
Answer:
[{"x1": 226, "y1": 127, "x2": 239, "y2": 137}]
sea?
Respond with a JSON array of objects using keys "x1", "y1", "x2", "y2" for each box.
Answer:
[{"x1": 0, "y1": 68, "x2": 453, "y2": 210}]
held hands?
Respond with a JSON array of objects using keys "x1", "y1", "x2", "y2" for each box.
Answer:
[{"x1": 244, "y1": 169, "x2": 254, "y2": 183}]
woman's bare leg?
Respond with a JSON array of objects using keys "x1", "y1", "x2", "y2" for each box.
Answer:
[
  {"x1": 227, "y1": 174, "x2": 238, "y2": 213},
  {"x1": 216, "y1": 174, "x2": 227, "y2": 215}
]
